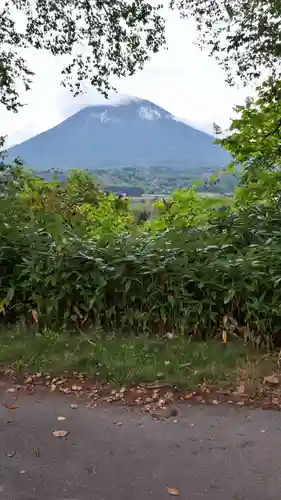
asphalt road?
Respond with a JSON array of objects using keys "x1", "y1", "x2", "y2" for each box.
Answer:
[{"x1": 1, "y1": 388, "x2": 281, "y2": 500}]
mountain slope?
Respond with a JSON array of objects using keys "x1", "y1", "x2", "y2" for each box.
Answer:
[{"x1": 7, "y1": 98, "x2": 230, "y2": 171}]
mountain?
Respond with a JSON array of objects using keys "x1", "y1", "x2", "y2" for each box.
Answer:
[{"x1": 7, "y1": 98, "x2": 230, "y2": 171}]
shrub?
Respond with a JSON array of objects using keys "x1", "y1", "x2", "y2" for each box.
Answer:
[{"x1": 1, "y1": 159, "x2": 281, "y2": 346}]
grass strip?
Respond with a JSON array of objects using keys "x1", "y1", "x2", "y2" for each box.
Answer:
[{"x1": 0, "y1": 328, "x2": 269, "y2": 389}]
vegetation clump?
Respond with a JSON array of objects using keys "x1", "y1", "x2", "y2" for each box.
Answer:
[{"x1": 1, "y1": 80, "x2": 281, "y2": 350}]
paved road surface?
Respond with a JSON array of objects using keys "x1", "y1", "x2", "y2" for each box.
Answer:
[{"x1": 1, "y1": 388, "x2": 281, "y2": 500}]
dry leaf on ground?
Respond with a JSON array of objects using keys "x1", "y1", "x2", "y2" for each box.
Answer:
[
  {"x1": 60, "y1": 387, "x2": 72, "y2": 395},
  {"x1": 70, "y1": 404, "x2": 78, "y2": 409},
  {"x1": 53, "y1": 430, "x2": 69, "y2": 438},
  {"x1": 182, "y1": 392, "x2": 195, "y2": 400},
  {"x1": 4, "y1": 403, "x2": 19, "y2": 410},
  {"x1": 263, "y1": 374, "x2": 281, "y2": 385},
  {"x1": 167, "y1": 487, "x2": 180, "y2": 496},
  {"x1": 57, "y1": 416, "x2": 66, "y2": 421},
  {"x1": 6, "y1": 387, "x2": 18, "y2": 394}
]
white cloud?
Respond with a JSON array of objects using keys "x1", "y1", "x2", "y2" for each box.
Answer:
[{"x1": 0, "y1": 9, "x2": 252, "y2": 147}]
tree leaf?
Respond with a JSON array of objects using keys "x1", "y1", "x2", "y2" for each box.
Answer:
[
  {"x1": 263, "y1": 374, "x2": 281, "y2": 385},
  {"x1": 53, "y1": 430, "x2": 69, "y2": 438},
  {"x1": 182, "y1": 392, "x2": 195, "y2": 400},
  {"x1": 4, "y1": 403, "x2": 19, "y2": 409},
  {"x1": 167, "y1": 487, "x2": 180, "y2": 496},
  {"x1": 6, "y1": 387, "x2": 18, "y2": 394}
]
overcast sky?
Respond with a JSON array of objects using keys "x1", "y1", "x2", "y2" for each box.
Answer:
[{"x1": 0, "y1": 9, "x2": 251, "y2": 147}]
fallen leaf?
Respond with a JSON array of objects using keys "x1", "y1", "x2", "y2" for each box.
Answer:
[
  {"x1": 6, "y1": 451, "x2": 16, "y2": 458},
  {"x1": 212, "y1": 399, "x2": 219, "y2": 405},
  {"x1": 57, "y1": 416, "x2": 66, "y2": 421},
  {"x1": 53, "y1": 430, "x2": 69, "y2": 438},
  {"x1": 60, "y1": 387, "x2": 71, "y2": 394},
  {"x1": 115, "y1": 422, "x2": 123, "y2": 427},
  {"x1": 263, "y1": 374, "x2": 281, "y2": 385},
  {"x1": 20, "y1": 470, "x2": 26, "y2": 474},
  {"x1": 234, "y1": 383, "x2": 246, "y2": 395},
  {"x1": 236, "y1": 401, "x2": 245, "y2": 406},
  {"x1": 222, "y1": 330, "x2": 227, "y2": 344},
  {"x1": 167, "y1": 487, "x2": 180, "y2": 496},
  {"x1": 182, "y1": 392, "x2": 195, "y2": 400},
  {"x1": 71, "y1": 385, "x2": 83, "y2": 391},
  {"x1": 208, "y1": 436, "x2": 215, "y2": 441},
  {"x1": 6, "y1": 387, "x2": 18, "y2": 394},
  {"x1": 70, "y1": 404, "x2": 78, "y2": 409},
  {"x1": 4, "y1": 403, "x2": 19, "y2": 410},
  {"x1": 50, "y1": 385, "x2": 56, "y2": 393},
  {"x1": 24, "y1": 376, "x2": 33, "y2": 384}
]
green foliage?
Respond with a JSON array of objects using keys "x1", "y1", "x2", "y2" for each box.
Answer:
[
  {"x1": 216, "y1": 78, "x2": 281, "y2": 208},
  {"x1": 2, "y1": 0, "x2": 281, "y2": 114},
  {"x1": 2, "y1": 201, "x2": 281, "y2": 344},
  {"x1": 171, "y1": 0, "x2": 281, "y2": 86},
  {"x1": 0, "y1": 0, "x2": 165, "y2": 111},
  {"x1": 218, "y1": 79, "x2": 281, "y2": 170},
  {"x1": 151, "y1": 186, "x2": 229, "y2": 231}
]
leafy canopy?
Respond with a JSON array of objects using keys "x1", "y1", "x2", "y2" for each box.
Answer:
[
  {"x1": 218, "y1": 79, "x2": 281, "y2": 169},
  {"x1": 170, "y1": 0, "x2": 281, "y2": 85},
  {"x1": 2, "y1": 0, "x2": 281, "y2": 114},
  {"x1": 0, "y1": 0, "x2": 165, "y2": 111},
  {"x1": 215, "y1": 78, "x2": 281, "y2": 206}
]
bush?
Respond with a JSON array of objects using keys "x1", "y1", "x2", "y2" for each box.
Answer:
[{"x1": 1, "y1": 161, "x2": 281, "y2": 346}]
